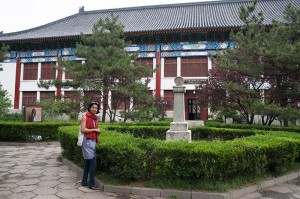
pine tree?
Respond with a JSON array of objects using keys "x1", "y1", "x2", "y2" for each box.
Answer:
[
  {"x1": 39, "y1": 14, "x2": 152, "y2": 122},
  {"x1": 0, "y1": 44, "x2": 9, "y2": 71},
  {"x1": 196, "y1": 1, "x2": 300, "y2": 125}
]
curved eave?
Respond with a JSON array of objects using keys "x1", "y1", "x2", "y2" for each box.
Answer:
[
  {"x1": 0, "y1": 35, "x2": 82, "y2": 44},
  {"x1": 125, "y1": 27, "x2": 241, "y2": 36},
  {"x1": 0, "y1": 25, "x2": 273, "y2": 44}
]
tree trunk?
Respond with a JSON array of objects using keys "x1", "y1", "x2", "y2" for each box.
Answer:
[{"x1": 101, "y1": 89, "x2": 108, "y2": 122}]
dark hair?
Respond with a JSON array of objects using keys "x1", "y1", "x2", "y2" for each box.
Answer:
[{"x1": 87, "y1": 101, "x2": 100, "y2": 114}]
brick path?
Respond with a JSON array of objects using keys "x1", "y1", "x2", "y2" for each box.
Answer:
[{"x1": 1, "y1": 142, "x2": 300, "y2": 199}]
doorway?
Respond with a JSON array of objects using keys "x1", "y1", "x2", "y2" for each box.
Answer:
[{"x1": 188, "y1": 99, "x2": 200, "y2": 120}]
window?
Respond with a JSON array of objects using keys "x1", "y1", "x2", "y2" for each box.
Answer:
[
  {"x1": 23, "y1": 63, "x2": 38, "y2": 80},
  {"x1": 163, "y1": 90, "x2": 174, "y2": 110},
  {"x1": 40, "y1": 91, "x2": 55, "y2": 102},
  {"x1": 181, "y1": 57, "x2": 208, "y2": 77},
  {"x1": 41, "y1": 62, "x2": 56, "y2": 80},
  {"x1": 164, "y1": 57, "x2": 177, "y2": 77},
  {"x1": 22, "y1": 91, "x2": 37, "y2": 105},
  {"x1": 136, "y1": 58, "x2": 153, "y2": 78}
]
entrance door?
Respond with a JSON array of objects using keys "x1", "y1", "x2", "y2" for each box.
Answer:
[{"x1": 188, "y1": 99, "x2": 200, "y2": 120}]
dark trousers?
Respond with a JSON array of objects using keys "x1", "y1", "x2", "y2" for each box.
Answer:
[{"x1": 81, "y1": 158, "x2": 96, "y2": 188}]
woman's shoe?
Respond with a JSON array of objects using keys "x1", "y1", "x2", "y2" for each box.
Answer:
[
  {"x1": 89, "y1": 186, "x2": 100, "y2": 190},
  {"x1": 81, "y1": 182, "x2": 87, "y2": 186}
]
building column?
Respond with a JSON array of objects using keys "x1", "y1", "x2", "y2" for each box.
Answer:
[
  {"x1": 37, "y1": 91, "x2": 40, "y2": 102},
  {"x1": 177, "y1": 57, "x2": 181, "y2": 76},
  {"x1": 56, "y1": 57, "x2": 62, "y2": 98},
  {"x1": 155, "y1": 44, "x2": 161, "y2": 98},
  {"x1": 14, "y1": 57, "x2": 21, "y2": 109},
  {"x1": 37, "y1": 62, "x2": 41, "y2": 80}
]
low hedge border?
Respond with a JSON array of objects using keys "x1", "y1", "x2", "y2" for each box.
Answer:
[
  {"x1": 58, "y1": 125, "x2": 300, "y2": 183},
  {"x1": 0, "y1": 121, "x2": 77, "y2": 142},
  {"x1": 108, "y1": 125, "x2": 263, "y2": 141},
  {"x1": 205, "y1": 121, "x2": 300, "y2": 133}
]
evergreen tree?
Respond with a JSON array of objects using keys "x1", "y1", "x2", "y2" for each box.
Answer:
[
  {"x1": 0, "y1": 84, "x2": 11, "y2": 120},
  {"x1": 39, "y1": 14, "x2": 152, "y2": 122},
  {"x1": 196, "y1": 1, "x2": 300, "y2": 125},
  {"x1": 0, "y1": 44, "x2": 9, "y2": 71}
]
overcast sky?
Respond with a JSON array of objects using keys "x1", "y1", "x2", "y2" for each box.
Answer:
[{"x1": 1, "y1": 0, "x2": 217, "y2": 34}]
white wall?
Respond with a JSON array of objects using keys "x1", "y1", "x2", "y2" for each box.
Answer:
[{"x1": 0, "y1": 62, "x2": 16, "y2": 109}]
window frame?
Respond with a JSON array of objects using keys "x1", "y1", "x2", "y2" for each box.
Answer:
[
  {"x1": 23, "y1": 63, "x2": 38, "y2": 80},
  {"x1": 181, "y1": 57, "x2": 208, "y2": 77}
]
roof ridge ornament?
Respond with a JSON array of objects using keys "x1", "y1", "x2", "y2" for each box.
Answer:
[{"x1": 79, "y1": 6, "x2": 85, "y2": 14}]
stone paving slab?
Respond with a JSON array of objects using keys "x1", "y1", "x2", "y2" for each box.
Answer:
[{"x1": 1, "y1": 141, "x2": 300, "y2": 199}]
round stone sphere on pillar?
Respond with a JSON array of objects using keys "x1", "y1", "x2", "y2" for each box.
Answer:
[{"x1": 174, "y1": 76, "x2": 184, "y2": 86}]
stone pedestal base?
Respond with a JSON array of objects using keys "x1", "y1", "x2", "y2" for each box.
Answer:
[{"x1": 166, "y1": 122, "x2": 192, "y2": 142}]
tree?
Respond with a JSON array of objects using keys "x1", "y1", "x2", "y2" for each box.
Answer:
[
  {"x1": 36, "y1": 97, "x2": 76, "y2": 120},
  {"x1": 196, "y1": 1, "x2": 300, "y2": 125},
  {"x1": 0, "y1": 44, "x2": 9, "y2": 71},
  {"x1": 39, "y1": 14, "x2": 152, "y2": 122},
  {"x1": 0, "y1": 84, "x2": 11, "y2": 120}
]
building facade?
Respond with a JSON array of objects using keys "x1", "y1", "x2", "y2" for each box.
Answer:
[{"x1": 1, "y1": 0, "x2": 299, "y2": 120}]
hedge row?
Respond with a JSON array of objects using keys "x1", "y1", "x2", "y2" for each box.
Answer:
[
  {"x1": 109, "y1": 121, "x2": 171, "y2": 126},
  {"x1": 107, "y1": 125, "x2": 262, "y2": 141},
  {"x1": 0, "y1": 121, "x2": 77, "y2": 142},
  {"x1": 59, "y1": 126, "x2": 300, "y2": 182},
  {"x1": 1, "y1": 121, "x2": 296, "y2": 143},
  {"x1": 205, "y1": 121, "x2": 300, "y2": 133}
]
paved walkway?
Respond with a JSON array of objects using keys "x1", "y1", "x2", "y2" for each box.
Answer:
[{"x1": 1, "y1": 142, "x2": 300, "y2": 199}]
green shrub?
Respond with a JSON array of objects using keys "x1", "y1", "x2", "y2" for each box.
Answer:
[
  {"x1": 0, "y1": 121, "x2": 77, "y2": 142},
  {"x1": 58, "y1": 125, "x2": 300, "y2": 182}
]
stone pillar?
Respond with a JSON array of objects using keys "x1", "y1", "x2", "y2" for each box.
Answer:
[{"x1": 166, "y1": 77, "x2": 192, "y2": 142}]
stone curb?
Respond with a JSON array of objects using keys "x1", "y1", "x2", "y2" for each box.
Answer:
[
  {"x1": 0, "y1": 141, "x2": 60, "y2": 146},
  {"x1": 62, "y1": 157, "x2": 300, "y2": 199}
]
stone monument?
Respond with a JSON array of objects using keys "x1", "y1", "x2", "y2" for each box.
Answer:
[{"x1": 166, "y1": 76, "x2": 192, "y2": 142}]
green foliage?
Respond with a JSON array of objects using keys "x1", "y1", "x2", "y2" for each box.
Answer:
[
  {"x1": 205, "y1": 121, "x2": 300, "y2": 133},
  {"x1": 107, "y1": 125, "x2": 169, "y2": 140},
  {"x1": 0, "y1": 84, "x2": 12, "y2": 120},
  {"x1": 59, "y1": 124, "x2": 300, "y2": 184},
  {"x1": 38, "y1": 14, "x2": 153, "y2": 123},
  {"x1": 36, "y1": 98, "x2": 77, "y2": 120},
  {"x1": 121, "y1": 106, "x2": 161, "y2": 122},
  {"x1": 1, "y1": 112, "x2": 23, "y2": 121},
  {"x1": 200, "y1": 2, "x2": 300, "y2": 125},
  {"x1": 216, "y1": 108, "x2": 243, "y2": 124},
  {"x1": 0, "y1": 44, "x2": 9, "y2": 71},
  {"x1": 0, "y1": 121, "x2": 77, "y2": 142}
]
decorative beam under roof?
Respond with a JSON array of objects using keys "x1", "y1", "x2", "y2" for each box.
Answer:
[{"x1": 3, "y1": 23, "x2": 269, "y2": 45}]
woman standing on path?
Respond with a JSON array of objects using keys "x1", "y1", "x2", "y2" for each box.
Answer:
[{"x1": 80, "y1": 102, "x2": 101, "y2": 190}]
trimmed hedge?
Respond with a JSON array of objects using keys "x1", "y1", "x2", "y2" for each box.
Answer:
[
  {"x1": 107, "y1": 125, "x2": 261, "y2": 141},
  {"x1": 58, "y1": 125, "x2": 300, "y2": 182},
  {"x1": 205, "y1": 121, "x2": 300, "y2": 133},
  {"x1": 107, "y1": 125, "x2": 169, "y2": 140},
  {"x1": 0, "y1": 121, "x2": 77, "y2": 142}
]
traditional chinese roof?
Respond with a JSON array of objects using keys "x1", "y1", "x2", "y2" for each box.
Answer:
[{"x1": 0, "y1": 0, "x2": 299, "y2": 42}]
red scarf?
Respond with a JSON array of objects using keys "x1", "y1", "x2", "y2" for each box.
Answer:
[{"x1": 85, "y1": 112, "x2": 99, "y2": 143}]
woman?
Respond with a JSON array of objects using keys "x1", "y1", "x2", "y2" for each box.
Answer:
[{"x1": 80, "y1": 102, "x2": 101, "y2": 190}]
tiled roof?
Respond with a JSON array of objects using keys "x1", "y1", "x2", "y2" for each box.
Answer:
[{"x1": 1, "y1": 0, "x2": 299, "y2": 42}]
